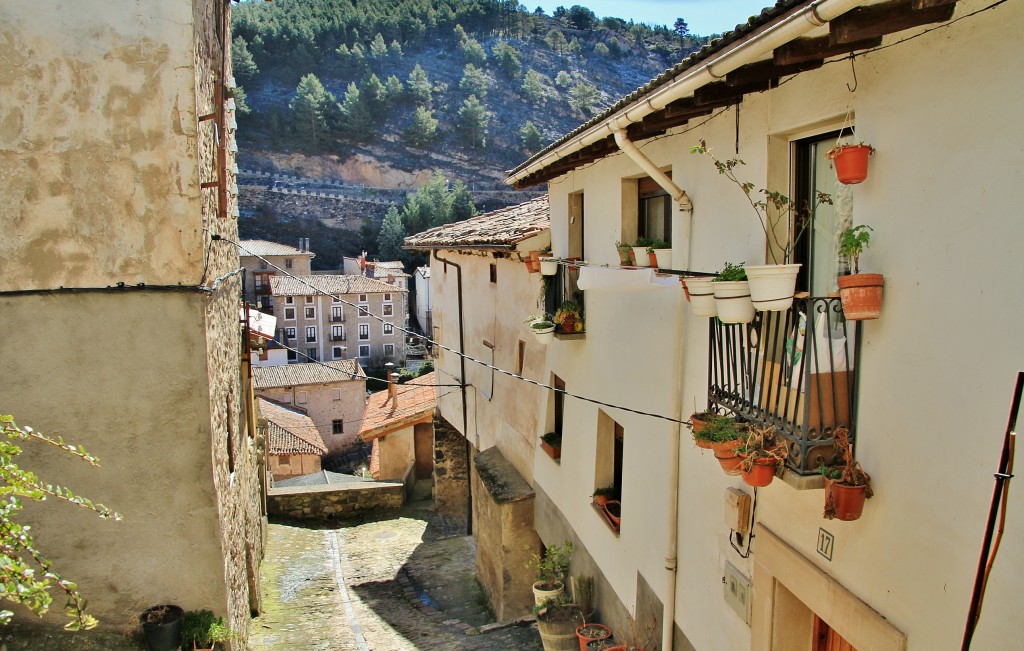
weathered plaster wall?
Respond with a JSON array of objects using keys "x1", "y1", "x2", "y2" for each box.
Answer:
[
  {"x1": 270, "y1": 452, "x2": 322, "y2": 480},
  {"x1": 0, "y1": 1, "x2": 204, "y2": 290},
  {"x1": 258, "y1": 380, "x2": 367, "y2": 457},
  {"x1": 376, "y1": 425, "x2": 416, "y2": 482},
  {"x1": 268, "y1": 482, "x2": 404, "y2": 520},
  {"x1": 432, "y1": 411, "x2": 470, "y2": 530}
]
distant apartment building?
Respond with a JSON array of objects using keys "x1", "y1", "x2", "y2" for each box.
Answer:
[
  {"x1": 253, "y1": 361, "x2": 367, "y2": 457},
  {"x1": 270, "y1": 275, "x2": 408, "y2": 369},
  {"x1": 239, "y1": 239, "x2": 315, "y2": 311}
]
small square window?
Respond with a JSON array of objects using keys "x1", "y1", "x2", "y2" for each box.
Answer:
[
  {"x1": 333, "y1": 295, "x2": 342, "y2": 303},
  {"x1": 333, "y1": 346, "x2": 344, "y2": 359},
  {"x1": 383, "y1": 323, "x2": 394, "y2": 335},
  {"x1": 285, "y1": 259, "x2": 293, "y2": 269},
  {"x1": 383, "y1": 305, "x2": 394, "y2": 317},
  {"x1": 384, "y1": 293, "x2": 392, "y2": 302},
  {"x1": 287, "y1": 349, "x2": 297, "y2": 361},
  {"x1": 305, "y1": 307, "x2": 316, "y2": 319},
  {"x1": 384, "y1": 344, "x2": 395, "y2": 356},
  {"x1": 332, "y1": 419, "x2": 344, "y2": 435},
  {"x1": 286, "y1": 296, "x2": 294, "y2": 304},
  {"x1": 359, "y1": 294, "x2": 367, "y2": 302},
  {"x1": 285, "y1": 307, "x2": 296, "y2": 320},
  {"x1": 259, "y1": 260, "x2": 268, "y2": 270},
  {"x1": 359, "y1": 345, "x2": 370, "y2": 357},
  {"x1": 305, "y1": 296, "x2": 314, "y2": 304}
]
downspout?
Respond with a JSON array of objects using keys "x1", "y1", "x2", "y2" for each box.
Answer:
[{"x1": 431, "y1": 250, "x2": 473, "y2": 535}]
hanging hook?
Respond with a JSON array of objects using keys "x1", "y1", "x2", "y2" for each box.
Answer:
[{"x1": 846, "y1": 54, "x2": 859, "y2": 93}]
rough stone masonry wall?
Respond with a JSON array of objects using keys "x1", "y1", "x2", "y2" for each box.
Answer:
[
  {"x1": 432, "y1": 411, "x2": 470, "y2": 532},
  {"x1": 268, "y1": 483, "x2": 404, "y2": 520}
]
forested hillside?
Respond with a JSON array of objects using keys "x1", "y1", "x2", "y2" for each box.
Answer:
[{"x1": 231, "y1": 0, "x2": 707, "y2": 267}]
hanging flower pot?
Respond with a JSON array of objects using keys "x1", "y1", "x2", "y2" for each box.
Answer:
[
  {"x1": 540, "y1": 257, "x2": 559, "y2": 276},
  {"x1": 712, "y1": 281, "x2": 754, "y2": 324},
  {"x1": 827, "y1": 144, "x2": 875, "y2": 185},
  {"x1": 739, "y1": 455, "x2": 778, "y2": 487},
  {"x1": 531, "y1": 322, "x2": 556, "y2": 344},
  {"x1": 837, "y1": 273, "x2": 884, "y2": 320},
  {"x1": 683, "y1": 277, "x2": 717, "y2": 317},
  {"x1": 746, "y1": 264, "x2": 801, "y2": 311},
  {"x1": 824, "y1": 479, "x2": 868, "y2": 521}
]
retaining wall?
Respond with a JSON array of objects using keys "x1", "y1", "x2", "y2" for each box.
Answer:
[{"x1": 268, "y1": 481, "x2": 404, "y2": 520}]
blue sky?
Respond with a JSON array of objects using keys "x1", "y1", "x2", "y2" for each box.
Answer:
[{"x1": 530, "y1": 1, "x2": 773, "y2": 35}]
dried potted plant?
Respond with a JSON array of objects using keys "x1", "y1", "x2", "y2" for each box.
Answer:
[
  {"x1": 711, "y1": 262, "x2": 754, "y2": 324},
  {"x1": 837, "y1": 224, "x2": 883, "y2": 320},
  {"x1": 531, "y1": 540, "x2": 574, "y2": 606},
  {"x1": 737, "y1": 425, "x2": 788, "y2": 487},
  {"x1": 827, "y1": 142, "x2": 875, "y2": 184},
  {"x1": 819, "y1": 428, "x2": 873, "y2": 521},
  {"x1": 614, "y1": 241, "x2": 632, "y2": 266},
  {"x1": 140, "y1": 604, "x2": 185, "y2": 651}
]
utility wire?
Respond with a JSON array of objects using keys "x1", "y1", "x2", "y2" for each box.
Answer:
[{"x1": 220, "y1": 235, "x2": 691, "y2": 426}]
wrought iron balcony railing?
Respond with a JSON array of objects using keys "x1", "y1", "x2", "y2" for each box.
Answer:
[{"x1": 707, "y1": 296, "x2": 860, "y2": 475}]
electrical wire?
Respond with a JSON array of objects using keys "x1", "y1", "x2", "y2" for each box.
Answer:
[{"x1": 220, "y1": 235, "x2": 691, "y2": 426}]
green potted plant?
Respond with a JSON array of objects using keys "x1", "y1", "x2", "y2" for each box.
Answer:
[
  {"x1": 688, "y1": 409, "x2": 716, "y2": 436},
  {"x1": 526, "y1": 313, "x2": 556, "y2": 344},
  {"x1": 614, "y1": 240, "x2": 632, "y2": 266},
  {"x1": 180, "y1": 610, "x2": 234, "y2": 651},
  {"x1": 541, "y1": 431, "x2": 562, "y2": 460},
  {"x1": 694, "y1": 415, "x2": 745, "y2": 473},
  {"x1": 819, "y1": 427, "x2": 873, "y2": 521},
  {"x1": 554, "y1": 301, "x2": 583, "y2": 334},
  {"x1": 591, "y1": 485, "x2": 617, "y2": 508},
  {"x1": 711, "y1": 262, "x2": 754, "y2": 324},
  {"x1": 631, "y1": 237, "x2": 653, "y2": 268},
  {"x1": 531, "y1": 540, "x2": 574, "y2": 606},
  {"x1": 645, "y1": 239, "x2": 672, "y2": 269},
  {"x1": 737, "y1": 425, "x2": 788, "y2": 487},
  {"x1": 837, "y1": 224, "x2": 883, "y2": 320},
  {"x1": 827, "y1": 142, "x2": 875, "y2": 184}
]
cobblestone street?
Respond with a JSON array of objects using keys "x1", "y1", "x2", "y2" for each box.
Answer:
[{"x1": 248, "y1": 498, "x2": 542, "y2": 651}]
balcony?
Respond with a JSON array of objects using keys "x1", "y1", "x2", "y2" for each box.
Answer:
[
  {"x1": 331, "y1": 334, "x2": 347, "y2": 342},
  {"x1": 330, "y1": 315, "x2": 346, "y2": 323},
  {"x1": 707, "y1": 296, "x2": 859, "y2": 476},
  {"x1": 544, "y1": 262, "x2": 585, "y2": 339}
]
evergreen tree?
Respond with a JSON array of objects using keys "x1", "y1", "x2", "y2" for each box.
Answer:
[
  {"x1": 492, "y1": 41, "x2": 522, "y2": 78},
  {"x1": 231, "y1": 36, "x2": 259, "y2": 86},
  {"x1": 232, "y1": 86, "x2": 252, "y2": 116},
  {"x1": 378, "y1": 206, "x2": 407, "y2": 263},
  {"x1": 361, "y1": 73, "x2": 387, "y2": 115},
  {"x1": 568, "y1": 36, "x2": 582, "y2": 56},
  {"x1": 520, "y1": 120, "x2": 543, "y2": 153},
  {"x1": 459, "y1": 64, "x2": 490, "y2": 99},
  {"x1": 351, "y1": 42, "x2": 367, "y2": 66},
  {"x1": 404, "y1": 106, "x2": 438, "y2": 148},
  {"x1": 593, "y1": 42, "x2": 610, "y2": 57},
  {"x1": 370, "y1": 32, "x2": 388, "y2": 60},
  {"x1": 673, "y1": 18, "x2": 690, "y2": 43},
  {"x1": 384, "y1": 75, "x2": 404, "y2": 106},
  {"x1": 289, "y1": 73, "x2": 332, "y2": 150},
  {"x1": 521, "y1": 69, "x2": 546, "y2": 105},
  {"x1": 389, "y1": 39, "x2": 403, "y2": 57},
  {"x1": 545, "y1": 29, "x2": 568, "y2": 54},
  {"x1": 554, "y1": 70, "x2": 572, "y2": 89},
  {"x1": 461, "y1": 37, "x2": 487, "y2": 65},
  {"x1": 569, "y1": 81, "x2": 600, "y2": 116},
  {"x1": 407, "y1": 64, "x2": 433, "y2": 106},
  {"x1": 457, "y1": 95, "x2": 491, "y2": 149},
  {"x1": 338, "y1": 82, "x2": 372, "y2": 141}
]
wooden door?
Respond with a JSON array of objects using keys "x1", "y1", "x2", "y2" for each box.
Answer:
[
  {"x1": 814, "y1": 617, "x2": 857, "y2": 651},
  {"x1": 414, "y1": 423, "x2": 434, "y2": 480}
]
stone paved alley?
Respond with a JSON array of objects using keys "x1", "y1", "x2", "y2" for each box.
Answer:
[{"x1": 249, "y1": 498, "x2": 542, "y2": 651}]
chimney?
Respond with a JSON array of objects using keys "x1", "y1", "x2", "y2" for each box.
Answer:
[
  {"x1": 298, "y1": 238, "x2": 304, "y2": 252},
  {"x1": 384, "y1": 362, "x2": 398, "y2": 412}
]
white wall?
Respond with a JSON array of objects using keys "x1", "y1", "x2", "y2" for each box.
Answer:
[{"x1": 536, "y1": 0, "x2": 1024, "y2": 647}]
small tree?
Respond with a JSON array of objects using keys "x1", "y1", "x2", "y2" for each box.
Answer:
[
  {"x1": 407, "y1": 64, "x2": 433, "y2": 106},
  {"x1": 460, "y1": 37, "x2": 487, "y2": 66},
  {"x1": 231, "y1": 36, "x2": 259, "y2": 86},
  {"x1": 457, "y1": 95, "x2": 492, "y2": 149},
  {"x1": 378, "y1": 206, "x2": 407, "y2": 263},
  {"x1": 593, "y1": 42, "x2": 610, "y2": 57},
  {"x1": 404, "y1": 106, "x2": 438, "y2": 148},
  {"x1": 545, "y1": 29, "x2": 568, "y2": 54},
  {"x1": 520, "y1": 120, "x2": 544, "y2": 153},
  {"x1": 459, "y1": 64, "x2": 490, "y2": 99},
  {"x1": 369, "y1": 33, "x2": 388, "y2": 62},
  {"x1": 554, "y1": 70, "x2": 572, "y2": 89},
  {"x1": 521, "y1": 69, "x2": 547, "y2": 106},
  {"x1": 568, "y1": 81, "x2": 599, "y2": 116},
  {"x1": 492, "y1": 41, "x2": 522, "y2": 79},
  {"x1": 0, "y1": 415, "x2": 121, "y2": 630},
  {"x1": 388, "y1": 39, "x2": 403, "y2": 58},
  {"x1": 289, "y1": 73, "x2": 333, "y2": 150}
]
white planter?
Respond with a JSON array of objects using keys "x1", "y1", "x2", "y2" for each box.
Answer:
[
  {"x1": 746, "y1": 264, "x2": 801, "y2": 311},
  {"x1": 712, "y1": 281, "x2": 755, "y2": 324},
  {"x1": 531, "y1": 324, "x2": 555, "y2": 344},
  {"x1": 684, "y1": 277, "x2": 717, "y2": 317},
  {"x1": 631, "y1": 246, "x2": 650, "y2": 267},
  {"x1": 540, "y1": 257, "x2": 558, "y2": 276},
  {"x1": 652, "y1": 248, "x2": 672, "y2": 269},
  {"x1": 533, "y1": 580, "x2": 565, "y2": 607}
]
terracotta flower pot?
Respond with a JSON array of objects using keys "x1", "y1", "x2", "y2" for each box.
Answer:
[
  {"x1": 714, "y1": 447, "x2": 742, "y2": 474},
  {"x1": 541, "y1": 440, "x2": 561, "y2": 460},
  {"x1": 830, "y1": 144, "x2": 873, "y2": 184},
  {"x1": 837, "y1": 273, "x2": 884, "y2": 320},
  {"x1": 647, "y1": 251, "x2": 659, "y2": 267},
  {"x1": 824, "y1": 479, "x2": 868, "y2": 521},
  {"x1": 740, "y1": 456, "x2": 778, "y2": 487},
  {"x1": 577, "y1": 623, "x2": 612, "y2": 651}
]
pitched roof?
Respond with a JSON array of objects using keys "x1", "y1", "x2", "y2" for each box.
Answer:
[
  {"x1": 270, "y1": 274, "x2": 408, "y2": 296},
  {"x1": 273, "y1": 470, "x2": 374, "y2": 488},
  {"x1": 258, "y1": 398, "x2": 328, "y2": 455},
  {"x1": 404, "y1": 196, "x2": 549, "y2": 250},
  {"x1": 238, "y1": 239, "x2": 315, "y2": 258},
  {"x1": 253, "y1": 361, "x2": 364, "y2": 389},
  {"x1": 359, "y1": 373, "x2": 437, "y2": 440}
]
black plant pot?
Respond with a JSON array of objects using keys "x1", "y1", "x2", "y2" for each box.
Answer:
[{"x1": 140, "y1": 604, "x2": 184, "y2": 651}]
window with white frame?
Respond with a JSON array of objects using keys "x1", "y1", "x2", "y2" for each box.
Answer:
[
  {"x1": 286, "y1": 296, "x2": 294, "y2": 304},
  {"x1": 383, "y1": 322, "x2": 394, "y2": 335},
  {"x1": 331, "y1": 325, "x2": 345, "y2": 341},
  {"x1": 333, "y1": 295, "x2": 341, "y2": 303},
  {"x1": 331, "y1": 306, "x2": 343, "y2": 322},
  {"x1": 358, "y1": 345, "x2": 370, "y2": 357},
  {"x1": 285, "y1": 327, "x2": 296, "y2": 340},
  {"x1": 304, "y1": 306, "x2": 316, "y2": 319},
  {"x1": 285, "y1": 307, "x2": 296, "y2": 320},
  {"x1": 384, "y1": 293, "x2": 392, "y2": 302},
  {"x1": 305, "y1": 296, "x2": 314, "y2": 304},
  {"x1": 384, "y1": 344, "x2": 395, "y2": 356},
  {"x1": 383, "y1": 304, "x2": 394, "y2": 317},
  {"x1": 306, "y1": 326, "x2": 317, "y2": 342},
  {"x1": 358, "y1": 324, "x2": 369, "y2": 340},
  {"x1": 333, "y1": 346, "x2": 344, "y2": 359}
]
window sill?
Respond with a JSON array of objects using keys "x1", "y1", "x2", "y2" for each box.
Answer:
[
  {"x1": 554, "y1": 332, "x2": 586, "y2": 341},
  {"x1": 591, "y1": 501, "x2": 620, "y2": 536},
  {"x1": 780, "y1": 469, "x2": 825, "y2": 491}
]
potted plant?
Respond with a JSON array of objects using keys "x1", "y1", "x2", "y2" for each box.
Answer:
[
  {"x1": 180, "y1": 610, "x2": 234, "y2": 651},
  {"x1": 603, "y1": 500, "x2": 621, "y2": 531},
  {"x1": 682, "y1": 275, "x2": 717, "y2": 317},
  {"x1": 554, "y1": 301, "x2": 583, "y2": 334},
  {"x1": 526, "y1": 313, "x2": 557, "y2": 344},
  {"x1": 535, "y1": 597, "x2": 585, "y2": 651},
  {"x1": 531, "y1": 540, "x2": 574, "y2": 606},
  {"x1": 837, "y1": 224, "x2": 883, "y2": 320},
  {"x1": 631, "y1": 237, "x2": 653, "y2": 268},
  {"x1": 691, "y1": 139, "x2": 833, "y2": 311},
  {"x1": 140, "y1": 604, "x2": 185, "y2": 651},
  {"x1": 711, "y1": 262, "x2": 754, "y2": 324},
  {"x1": 572, "y1": 574, "x2": 595, "y2": 617},
  {"x1": 736, "y1": 425, "x2": 788, "y2": 487},
  {"x1": 695, "y1": 415, "x2": 745, "y2": 473},
  {"x1": 577, "y1": 622, "x2": 612, "y2": 650},
  {"x1": 541, "y1": 256, "x2": 560, "y2": 276},
  {"x1": 614, "y1": 241, "x2": 632, "y2": 266},
  {"x1": 591, "y1": 485, "x2": 617, "y2": 508},
  {"x1": 820, "y1": 427, "x2": 873, "y2": 521},
  {"x1": 827, "y1": 142, "x2": 875, "y2": 184},
  {"x1": 645, "y1": 239, "x2": 671, "y2": 269},
  {"x1": 541, "y1": 431, "x2": 562, "y2": 460},
  {"x1": 688, "y1": 410, "x2": 716, "y2": 437}
]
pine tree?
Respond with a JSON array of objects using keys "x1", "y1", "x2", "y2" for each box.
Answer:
[
  {"x1": 521, "y1": 69, "x2": 546, "y2": 105},
  {"x1": 389, "y1": 40, "x2": 403, "y2": 57},
  {"x1": 461, "y1": 37, "x2": 487, "y2": 66},
  {"x1": 361, "y1": 73, "x2": 387, "y2": 115},
  {"x1": 338, "y1": 82, "x2": 372, "y2": 141},
  {"x1": 459, "y1": 64, "x2": 490, "y2": 99},
  {"x1": 407, "y1": 64, "x2": 433, "y2": 106},
  {"x1": 404, "y1": 106, "x2": 438, "y2": 148},
  {"x1": 378, "y1": 206, "x2": 407, "y2": 262},
  {"x1": 384, "y1": 75, "x2": 404, "y2": 106},
  {"x1": 593, "y1": 42, "x2": 610, "y2": 57},
  {"x1": 520, "y1": 120, "x2": 543, "y2": 153},
  {"x1": 370, "y1": 33, "x2": 388, "y2": 60},
  {"x1": 289, "y1": 73, "x2": 331, "y2": 150},
  {"x1": 568, "y1": 36, "x2": 582, "y2": 56},
  {"x1": 545, "y1": 29, "x2": 568, "y2": 54},
  {"x1": 492, "y1": 41, "x2": 522, "y2": 78},
  {"x1": 569, "y1": 81, "x2": 600, "y2": 116},
  {"x1": 554, "y1": 70, "x2": 572, "y2": 89},
  {"x1": 457, "y1": 95, "x2": 491, "y2": 149},
  {"x1": 231, "y1": 36, "x2": 259, "y2": 86}
]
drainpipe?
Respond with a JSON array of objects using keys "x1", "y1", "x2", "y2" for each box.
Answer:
[
  {"x1": 508, "y1": 0, "x2": 871, "y2": 186},
  {"x1": 612, "y1": 128, "x2": 692, "y2": 213},
  {"x1": 431, "y1": 250, "x2": 472, "y2": 535}
]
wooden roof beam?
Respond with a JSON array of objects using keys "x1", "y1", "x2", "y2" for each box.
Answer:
[
  {"x1": 694, "y1": 80, "x2": 773, "y2": 107},
  {"x1": 830, "y1": 0, "x2": 956, "y2": 45},
  {"x1": 774, "y1": 34, "x2": 883, "y2": 66},
  {"x1": 726, "y1": 58, "x2": 825, "y2": 86}
]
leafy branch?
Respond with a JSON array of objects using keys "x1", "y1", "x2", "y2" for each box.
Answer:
[{"x1": 0, "y1": 415, "x2": 122, "y2": 630}]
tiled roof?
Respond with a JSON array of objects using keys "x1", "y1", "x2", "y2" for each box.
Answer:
[
  {"x1": 270, "y1": 274, "x2": 408, "y2": 296},
  {"x1": 238, "y1": 239, "x2": 315, "y2": 258},
  {"x1": 359, "y1": 373, "x2": 437, "y2": 440},
  {"x1": 259, "y1": 398, "x2": 328, "y2": 455},
  {"x1": 253, "y1": 361, "x2": 364, "y2": 389},
  {"x1": 404, "y1": 196, "x2": 549, "y2": 250},
  {"x1": 507, "y1": 0, "x2": 808, "y2": 180},
  {"x1": 373, "y1": 261, "x2": 405, "y2": 270}
]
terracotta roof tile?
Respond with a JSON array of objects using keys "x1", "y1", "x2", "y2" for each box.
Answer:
[
  {"x1": 258, "y1": 398, "x2": 328, "y2": 455},
  {"x1": 404, "y1": 196, "x2": 549, "y2": 250},
  {"x1": 269, "y1": 274, "x2": 408, "y2": 296},
  {"x1": 359, "y1": 373, "x2": 437, "y2": 440},
  {"x1": 253, "y1": 361, "x2": 364, "y2": 389}
]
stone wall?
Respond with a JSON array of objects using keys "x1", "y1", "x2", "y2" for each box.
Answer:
[
  {"x1": 268, "y1": 482, "x2": 404, "y2": 520},
  {"x1": 432, "y1": 411, "x2": 470, "y2": 532}
]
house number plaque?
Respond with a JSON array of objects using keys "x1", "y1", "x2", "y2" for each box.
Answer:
[{"x1": 817, "y1": 528, "x2": 835, "y2": 561}]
